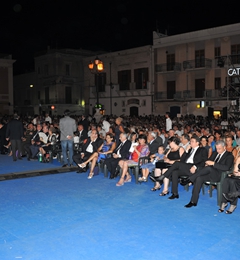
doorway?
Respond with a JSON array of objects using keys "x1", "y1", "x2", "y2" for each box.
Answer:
[{"x1": 130, "y1": 107, "x2": 139, "y2": 117}]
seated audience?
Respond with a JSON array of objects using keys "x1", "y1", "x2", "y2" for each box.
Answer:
[
  {"x1": 180, "y1": 140, "x2": 234, "y2": 208},
  {"x1": 73, "y1": 129, "x2": 103, "y2": 173},
  {"x1": 104, "y1": 132, "x2": 131, "y2": 179},
  {"x1": 139, "y1": 145, "x2": 165, "y2": 182},
  {"x1": 200, "y1": 135, "x2": 212, "y2": 158},
  {"x1": 150, "y1": 136, "x2": 185, "y2": 193},
  {"x1": 219, "y1": 155, "x2": 240, "y2": 214},
  {"x1": 224, "y1": 134, "x2": 238, "y2": 161},
  {"x1": 79, "y1": 133, "x2": 116, "y2": 179},
  {"x1": 156, "y1": 135, "x2": 208, "y2": 199},
  {"x1": 116, "y1": 134, "x2": 149, "y2": 186},
  {"x1": 39, "y1": 127, "x2": 57, "y2": 161}
]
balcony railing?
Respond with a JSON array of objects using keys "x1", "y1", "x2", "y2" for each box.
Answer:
[
  {"x1": 183, "y1": 58, "x2": 212, "y2": 70},
  {"x1": 155, "y1": 62, "x2": 181, "y2": 73},
  {"x1": 229, "y1": 54, "x2": 240, "y2": 65}
]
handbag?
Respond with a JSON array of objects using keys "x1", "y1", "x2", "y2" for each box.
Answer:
[{"x1": 155, "y1": 161, "x2": 172, "y2": 169}]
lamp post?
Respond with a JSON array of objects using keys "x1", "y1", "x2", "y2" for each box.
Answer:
[
  {"x1": 88, "y1": 57, "x2": 104, "y2": 109},
  {"x1": 109, "y1": 62, "x2": 113, "y2": 115}
]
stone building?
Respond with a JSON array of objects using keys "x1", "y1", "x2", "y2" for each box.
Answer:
[
  {"x1": 153, "y1": 22, "x2": 240, "y2": 119},
  {"x1": 0, "y1": 54, "x2": 15, "y2": 115}
]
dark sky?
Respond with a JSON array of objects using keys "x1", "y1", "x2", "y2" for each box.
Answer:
[{"x1": 1, "y1": 0, "x2": 239, "y2": 74}]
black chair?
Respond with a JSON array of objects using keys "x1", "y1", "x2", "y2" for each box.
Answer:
[{"x1": 202, "y1": 168, "x2": 233, "y2": 206}]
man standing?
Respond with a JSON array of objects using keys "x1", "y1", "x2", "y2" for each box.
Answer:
[
  {"x1": 78, "y1": 114, "x2": 89, "y2": 132},
  {"x1": 165, "y1": 112, "x2": 172, "y2": 132},
  {"x1": 59, "y1": 110, "x2": 76, "y2": 167},
  {"x1": 6, "y1": 113, "x2": 24, "y2": 161}
]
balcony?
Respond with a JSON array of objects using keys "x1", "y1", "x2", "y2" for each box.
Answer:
[
  {"x1": 229, "y1": 54, "x2": 240, "y2": 65},
  {"x1": 183, "y1": 58, "x2": 212, "y2": 70},
  {"x1": 155, "y1": 62, "x2": 181, "y2": 73}
]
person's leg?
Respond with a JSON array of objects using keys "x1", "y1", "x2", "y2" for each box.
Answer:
[
  {"x1": 61, "y1": 140, "x2": 68, "y2": 165},
  {"x1": 16, "y1": 139, "x2": 23, "y2": 158},
  {"x1": 67, "y1": 140, "x2": 74, "y2": 165},
  {"x1": 188, "y1": 175, "x2": 209, "y2": 205},
  {"x1": 161, "y1": 177, "x2": 170, "y2": 194},
  {"x1": 117, "y1": 161, "x2": 129, "y2": 185},
  {"x1": 222, "y1": 177, "x2": 238, "y2": 206},
  {"x1": 11, "y1": 140, "x2": 17, "y2": 161},
  {"x1": 24, "y1": 143, "x2": 32, "y2": 159},
  {"x1": 88, "y1": 156, "x2": 98, "y2": 179}
]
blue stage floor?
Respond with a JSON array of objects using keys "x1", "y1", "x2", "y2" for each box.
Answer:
[{"x1": 0, "y1": 154, "x2": 239, "y2": 260}]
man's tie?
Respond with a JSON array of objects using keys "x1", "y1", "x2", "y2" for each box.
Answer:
[
  {"x1": 116, "y1": 143, "x2": 123, "y2": 151},
  {"x1": 215, "y1": 154, "x2": 220, "y2": 162}
]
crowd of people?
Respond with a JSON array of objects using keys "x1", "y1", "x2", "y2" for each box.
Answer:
[{"x1": 1, "y1": 110, "x2": 240, "y2": 214}]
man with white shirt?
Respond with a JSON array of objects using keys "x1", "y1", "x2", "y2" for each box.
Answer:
[
  {"x1": 183, "y1": 140, "x2": 234, "y2": 208},
  {"x1": 179, "y1": 134, "x2": 190, "y2": 151},
  {"x1": 45, "y1": 113, "x2": 52, "y2": 124},
  {"x1": 73, "y1": 129, "x2": 103, "y2": 173},
  {"x1": 104, "y1": 132, "x2": 131, "y2": 179},
  {"x1": 101, "y1": 117, "x2": 110, "y2": 133},
  {"x1": 156, "y1": 135, "x2": 208, "y2": 200},
  {"x1": 165, "y1": 112, "x2": 172, "y2": 132}
]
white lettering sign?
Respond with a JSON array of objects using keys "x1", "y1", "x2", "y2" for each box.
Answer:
[{"x1": 228, "y1": 68, "x2": 240, "y2": 76}]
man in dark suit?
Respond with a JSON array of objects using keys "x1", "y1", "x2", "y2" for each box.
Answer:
[
  {"x1": 6, "y1": 113, "x2": 24, "y2": 161},
  {"x1": 155, "y1": 135, "x2": 208, "y2": 199},
  {"x1": 78, "y1": 115, "x2": 89, "y2": 132},
  {"x1": 104, "y1": 132, "x2": 131, "y2": 179},
  {"x1": 147, "y1": 131, "x2": 159, "y2": 155},
  {"x1": 73, "y1": 129, "x2": 103, "y2": 173},
  {"x1": 182, "y1": 140, "x2": 234, "y2": 208},
  {"x1": 74, "y1": 123, "x2": 88, "y2": 154},
  {"x1": 77, "y1": 124, "x2": 88, "y2": 143}
]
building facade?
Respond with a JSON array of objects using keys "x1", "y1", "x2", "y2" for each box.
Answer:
[
  {"x1": 14, "y1": 48, "x2": 97, "y2": 116},
  {"x1": 152, "y1": 23, "x2": 240, "y2": 119},
  {"x1": 0, "y1": 54, "x2": 15, "y2": 115},
  {"x1": 84, "y1": 45, "x2": 154, "y2": 116}
]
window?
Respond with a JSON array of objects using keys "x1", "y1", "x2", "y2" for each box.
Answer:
[
  {"x1": 65, "y1": 86, "x2": 72, "y2": 104},
  {"x1": 195, "y1": 50, "x2": 205, "y2": 68},
  {"x1": 167, "y1": 54, "x2": 175, "y2": 71},
  {"x1": 118, "y1": 70, "x2": 131, "y2": 90},
  {"x1": 167, "y1": 81, "x2": 175, "y2": 99},
  {"x1": 231, "y1": 44, "x2": 240, "y2": 64},
  {"x1": 142, "y1": 100, "x2": 146, "y2": 106},
  {"x1": 215, "y1": 77, "x2": 221, "y2": 89},
  {"x1": 215, "y1": 47, "x2": 221, "y2": 58},
  {"x1": 66, "y1": 64, "x2": 70, "y2": 76},
  {"x1": 45, "y1": 87, "x2": 49, "y2": 104},
  {"x1": 94, "y1": 73, "x2": 106, "y2": 92},
  {"x1": 44, "y1": 64, "x2": 48, "y2": 75},
  {"x1": 122, "y1": 100, "x2": 125, "y2": 107},
  {"x1": 134, "y1": 68, "x2": 148, "y2": 89},
  {"x1": 195, "y1": 79, "x2": 205, "y2": 98}
]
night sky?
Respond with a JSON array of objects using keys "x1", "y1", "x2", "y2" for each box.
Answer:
[{"x1": 1, "y1": 0, "x2": 239, "y2": 74}]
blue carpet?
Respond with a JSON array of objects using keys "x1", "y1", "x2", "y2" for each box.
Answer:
[
  {"x1": 0, "y1": 154, "x2": 62, "y2": 175},
  {"x1": 0, "y1": 155, "x2": 239, "y2": 260}
]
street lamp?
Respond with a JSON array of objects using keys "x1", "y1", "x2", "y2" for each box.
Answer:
[{"x1": 88, "y1": 57, "x2": 104, "y2": 108}]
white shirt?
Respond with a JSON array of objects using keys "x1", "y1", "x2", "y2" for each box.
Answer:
[
  {"x1": 166, "y1": 118, "x2": 172, "y2": 131},
  {"x1": 186, "y1": 146, "x2": 199, "y2": 164}
]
